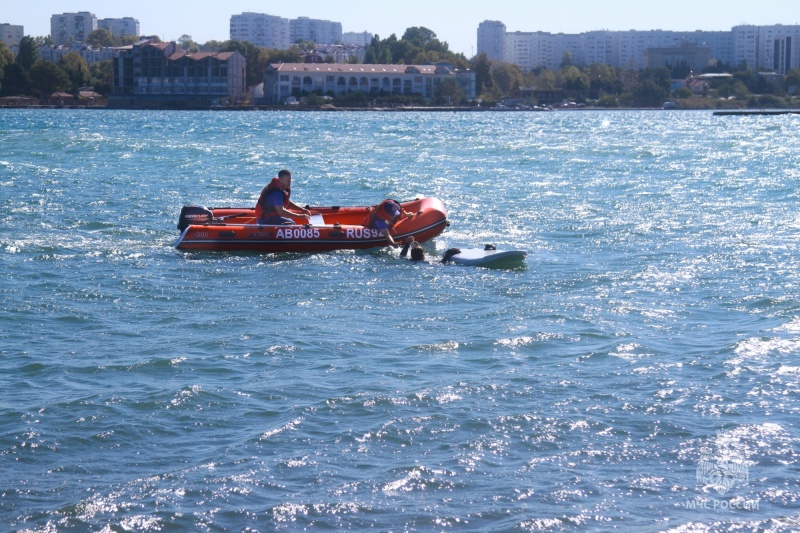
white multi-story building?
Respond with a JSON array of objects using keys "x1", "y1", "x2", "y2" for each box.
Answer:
[
  {"x1": 506, "y1": 32, "x2": 554, "y2": 72},
  {"x1": 343, "y1": 31, "x2": 373, "y2": 47},
  {"x1": 477, "y1": 20, "x2": 506, "y2": 62},
  {"x1": 758, "y1": 24, "x2": 800, "y2": 74},
  {"x1": 1, "y1": 23, "x2": 24, "y2": 46},
  {"x1": 290, "y1": 17, "x2": 342, "y2": 45},
  {"x1": 98, "y1": 17, "x2": 140, "y2": 38},
  {"x1": 732, "y1": 25, "x2": 759, "y2": 70},
  {"x1": 51, "y1": 12, "x2": 97, "y2": 45},
  {"x1": 230, "y1": 12, "x2": 290, "y2": 50},
  {"x1": 481, "y1": 22, "x2": 800, "y2": 74}
]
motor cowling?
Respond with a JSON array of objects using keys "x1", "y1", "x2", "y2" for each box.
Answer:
[{"x1": 177, "y1": 205, "x2": 213, "y2": 231}]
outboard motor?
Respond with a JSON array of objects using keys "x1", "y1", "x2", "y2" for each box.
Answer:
[{"x1": 177, "y1": 205, "x2": 213, "y2": 232}]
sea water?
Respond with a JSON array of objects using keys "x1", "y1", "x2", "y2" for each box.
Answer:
[{"x1": 1, "y1": 109, "x2": 799, "y2": 531}]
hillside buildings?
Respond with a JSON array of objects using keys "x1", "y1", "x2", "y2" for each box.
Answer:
[
  {"x1": 478, "y1": 21, "x2": 800, "y2": 75},
  {"x1": 230, "y1": 12, "x2": 343, "y2": 49},
  {"x1": 50, "y1": 12, "x2": 140, "y2": 45},
  {"x1": 110, "y1": 39, "x2": 246, "y2": 108},
  {"x1": 1, "y1": 23, "x2": 24, "y2": 46}
]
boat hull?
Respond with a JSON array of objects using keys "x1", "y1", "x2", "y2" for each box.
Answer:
[{"x1": 175, "y1": 197, "x2": 448, "y2": 253}]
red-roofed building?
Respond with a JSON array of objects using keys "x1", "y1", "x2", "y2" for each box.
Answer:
[
  {"x1": 110, "y1": 39, "x2": 246, "y2": 108},
  {"x1": 263, "y1": 62, "x2": 476, "y2": 104}
]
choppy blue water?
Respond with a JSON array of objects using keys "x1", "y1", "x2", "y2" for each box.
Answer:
[{"x1": 2, "y1": 109, "x2": 800, "y2": 531}]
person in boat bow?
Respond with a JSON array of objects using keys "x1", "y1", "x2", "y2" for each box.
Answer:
[
  {"x1": 367, "y1": 199, "x2": 417, "y2": 247},
  {"x1": 255, "y1": 169, "x2": 311, "y2": 225}
]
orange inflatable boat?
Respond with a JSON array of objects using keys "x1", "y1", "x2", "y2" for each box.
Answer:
[{"x1": 175, "y1": 197, "x2": 448, "y2": 252}]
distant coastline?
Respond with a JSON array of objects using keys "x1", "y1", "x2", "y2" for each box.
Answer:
[{"x1": 2, "y1": 103, "x2": 799, "y2": 113}]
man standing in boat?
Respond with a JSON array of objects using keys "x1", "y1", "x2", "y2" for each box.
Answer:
[{"x1": 255, "y1": 169, "x2": 311, "y2": 225}]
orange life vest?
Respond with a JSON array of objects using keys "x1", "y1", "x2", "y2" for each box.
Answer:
[
  {"x1": 366, "y1": 199, "x2": 401, "y2": 229},
  {"x1": 255, "y1": 178, "x2": 290, "y2": 220}
]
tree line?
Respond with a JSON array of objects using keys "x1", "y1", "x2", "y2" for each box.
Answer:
[
  {"x1": 2, "y1": 26, "x2": 798, "y2": 108},
  {"x1": 472, "y1": 51, "x2": 800, "y2": 109}
]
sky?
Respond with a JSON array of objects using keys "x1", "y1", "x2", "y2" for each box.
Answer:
[{"x1": 4, "y1": 0, "x2": 799, "y2": 57}]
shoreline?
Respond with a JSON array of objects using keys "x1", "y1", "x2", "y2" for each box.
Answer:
[{"x1": 2, "y1": 104, "x2": 799, "y2": 113}]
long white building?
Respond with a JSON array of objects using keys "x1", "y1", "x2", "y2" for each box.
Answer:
[
  {"x1": 481, "y1": 23, "x2": 800, "y2": 75},
  {"x1": 262, "y1": 62, "x2": 476, "y2": 104}
]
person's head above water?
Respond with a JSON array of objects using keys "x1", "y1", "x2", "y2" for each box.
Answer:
[{"x1": 410, "y1": 245, "x2": 425, "y2": 261}]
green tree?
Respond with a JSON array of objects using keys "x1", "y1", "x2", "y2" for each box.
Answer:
[
  {"x1": 472, "y1": 52, "x2": 493, "y2": 98},
  {"x1": 436, "y1": 77, "x2": 465, "y2": 105},
  {"x1": 86, "y1": 28, "x2": 116, "y2": 48},
  {"x1": 402, "y1": 27, "x2": 437, "y2": 47},
  {"x1": 221, "y1": 40, "x2": 262, "y2": 87},
  {"x1": 491, "y1": 62, "x2": 522, "y2": 96},
  {"x1": 293, "y1": 39, "x2": 317, "y2": 50},
  {"x1": 34, "y1": 36, "x2": 54, "y2": 46},
  {"x1": 632, "y1": 78, "x2": 669, "y2": 107},
  {"x1": 16, "y1": 36, "x2": 39, "y2": 73},
  {"x1": 58, "y1": 52, "x2": 91, "y2": 90},
  {"x1": 586, "y1": 63, "x2": 617, "y2": 95},
  {"x1": 363, "y1": 29, "x2": 468, "y2": 69},
  {"x1": 560, "y1": 50, "x2": 573, "y2": 68},
  {"x1": 89, "y1": 59, "x2": 113, "y2": 95},
  {"x1": 557, "y1": 65, "x2": 590, "y2": 91},
  {"x1": 786, "y1": 69, "x2": 800, "y2": 94},
  {"x1": 118, "y1": 35, "x2": 140, "y2": 46},
  {"x1": 178, "y1": 34, "x2": 199, "y2": 53},
  {"x1": 532, "y1": 68, "x2": 556, "y2": 91},
  {"x1": 0, "y1": 41, "x2": 8, "y2": 92},
  {"x1": 0, "y1": 63, "x2": 30, "y2": 96},
  {"x1": 28, "y1": 60, "x2": 71, "y2": 98},
  {"x1": 202, "y1": 40, "x2": 225, "y2": 52}
]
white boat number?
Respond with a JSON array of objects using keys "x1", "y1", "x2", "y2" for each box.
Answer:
[
  {"x1": 276, "y1": 228, "x2": 321, "y2": 239},
  {"x1": 273, "y1": 227, "x2": 382, "y2": 240}
]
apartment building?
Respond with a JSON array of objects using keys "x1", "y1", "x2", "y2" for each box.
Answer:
[
  {"x1": 343, "y1": 31, "x2": 373, "y2": 47},
  {"x1": 230, "y1": 12, "x2": 290, "y2": 50},
  {"x1": 481, "y1": 23, "x2": 800, "y2": 74},
  {"x1": 110, "y1": 39, "x2": 246, "y2": 108},
  {"x1": 290, "y1": 17, "x2": 342, "y2": 45},
  {"x1": 477, "y1": 20, "x2": 506, "y2": 62},
  {"x1": 98, "y1": 17, "x2": 140, "y2": 38},
  {"x1": 262, "y1": 62, "x2": 476, "y2": 104},
  {"x1": 1, "y1": 23, "x2": 24, "y2": 46},
  {"x1": 51, "y1": 12, "x2": 97, "y2": 46},
  {"x1": 759, "y1": 24, "x2": 800, "y2": 74}
]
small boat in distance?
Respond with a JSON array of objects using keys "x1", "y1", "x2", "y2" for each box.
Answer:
[{"x1": 175, "y1": 197, "x2": 448, "y2": 253}]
